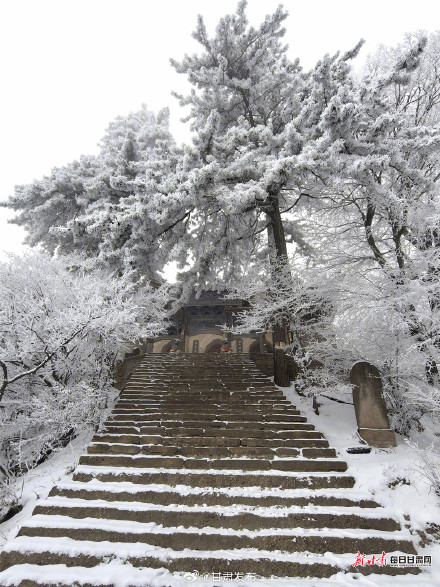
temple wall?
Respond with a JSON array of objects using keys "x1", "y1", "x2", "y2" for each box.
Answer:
[
  {"x1": 230, "y1": 336, "x2": 259, "y2": 353},
  {"x1": 187, "y1": 332, "x2": 224, "y2": 353},
  {"x1": 151, "y1": 334, "x2": 274, "y2": 354},
  {"x1": 153, "y1": 338, "x2": 174, "y2": 353}
]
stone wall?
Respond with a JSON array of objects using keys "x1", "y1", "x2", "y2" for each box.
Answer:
[
  {"x1": 113, "y1": 354, "x2": 146, "y2": 390},
  {"x1": 186, "y1": 333, "x2": 224, "y2": 353},
  {"x1": 231, "y1": 336, "x2": 260, "y2": 353},
  {"x1": 153, "y1": 338, "x2": 174, "y2": 353}
]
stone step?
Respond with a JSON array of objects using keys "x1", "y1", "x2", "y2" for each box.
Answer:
[
  {"x1": 115, "y1": 404, "x2": 297, "y2": 411},
  {"x1": 91, "y1": 435, "x2": 329, "y2": 449},
  {"x1": 111, "y1": 409, "x2": 302, "y2": 416},
  {"x1": 104, "y1": 421, "x2": 316, "y2": 431},
  {"x1": 120, "y1": 390, "x2": 282, "y2": 396},
  {"x1": 0, "y1": 548, "x2": 420, "y2": 579},
  {"x1": 87, "y1": 443, "x2": 337, "y2": 459},
  {"x1": 120, "y1": 393, "x2": 284, "y2": 400},
  {"x1": 0, "y1": 352, "x2": 418, "y2": 585},
  {"x1": 17, "y1": 526, "x2": 415, "y2": 556},
  {"x1": 87, "y1": 444, "x2": 297, "y2": 458},
  {"x1": 30, "y1": 504, "x2": 400, "y2": 531},
  {"x1": 125, "y1": 386, "x2": 274, "y2": 391},
  {"x1": 78, "y1": 454, "x2": 348, "y2": 472},
  {"x1": 106, "y1": 414, "x2": 308, "y2": 423},
  {"x1": 128, "y1": 377, "x2": 272, "y2": 382},
  {"x1": 49, "y1": 485, "x2": 380, "y2": 508},
  {"x1": 109, "y1": 415, "x2": 306, "y2": 423},
  {"x1": 100, "y1": 425, "x2": 141, "y2": 434},
  {"x1": 116, "y1": 400, "x2": 292, "y2": 406},
  {"x1": 100, "y1": 426, "x2": 322, "y2": 439},
  {"x1": 73, "y1": 469, "x2": 356, "y2": 489},
  {"x1": 113, "y1": 402, "x2": 298, "y2": 410},
  {"x1": 103, "y1": 422, "x2": 317, "y2": 433},
  {"x1": 93, "y1": 435, "x2": 141, "y2": 444},
  {"x1": 124, "y1": 376, "x2": 274, "y2": 381},
  {"x1": 123, "y1": 383, "x2": 280, "y2": 388},
  {"x1": 132, "y1": 366, "x2": 265, "y2": 370}
]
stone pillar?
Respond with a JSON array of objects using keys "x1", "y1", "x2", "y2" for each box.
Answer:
[
  {"x1": 274, "y1": 348, "x2": 290, "y2": 387},
  {"x1": 350, "y1": 362, "x2": 397, "y2": 448}
]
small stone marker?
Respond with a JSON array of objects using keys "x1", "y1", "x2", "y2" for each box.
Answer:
[{"x1": 350, "y1": 362, "x2": 397, "y2": 448}]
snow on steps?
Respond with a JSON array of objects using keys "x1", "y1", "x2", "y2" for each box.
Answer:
[
  {"x1": 0, "y1": 563, "x2": 434, "y2": 587},
  {"x1": 0, "y1": 353, "x2": 420, "y2": 584},
  {"x1": 0, "y1": 538, "x2": 419, "y2": 581}
]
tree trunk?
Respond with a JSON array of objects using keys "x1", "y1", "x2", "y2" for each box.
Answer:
[
  {"x1": 266, "y1": 191, "x2": 288, "y2": 259},
  {"x1": 266, "y1": 190, "x2": 289, "y2": 346},
  {"x1": 266, "y1": 190, "x2": 292, "y2": 386}
]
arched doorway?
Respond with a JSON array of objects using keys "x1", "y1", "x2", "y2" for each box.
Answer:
[
  {"x1": 157, "y1": 340, "x2": 173, "y2": 353},
  {"x1": 205, "y1": 338, "x2": 224, "y2": 353},
  {"x1": 249, "y1": 339, "x2": 260, "y2": 354}
]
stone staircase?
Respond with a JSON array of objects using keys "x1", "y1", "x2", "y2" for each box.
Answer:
[{"x1": 0, "y1": 353, "x2": 419, "y2": 585}]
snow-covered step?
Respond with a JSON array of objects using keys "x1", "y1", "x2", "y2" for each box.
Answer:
[
  {"x1": 73, "y1": 466, "x2": 357, "y2": 490},
  {"x1": 0, "y1": 537, "x2": 420, "y2": 580},
  {"x1": 35, "y1": 495, "x2": 391, "y2": 517},
  {"x1": 0, "y1": 353, "x2": 421, "y2": 584},
  {"x1": 91, "y1": 435, "x2": 330, "y2": 448},
  {"x1": 78, "y1": 453, "x2": 348, "y2": 472},
  {"x1": 50, "y1": 481, "x2": 380, "y2": 508},
  {"x1": 110, "y1": 427, "x2": 324, "y2": 439},
  {"x1": 29, "y1": 501, "x2": 401, "y2": 532},
  {"x1": 86, "y1": 442, "x2": 336, "y2": 459},
  {"x1": 17, "y1": 516, "x2": 416, "y2": 555},
  {"x1": 110, "y1": 408, "x2": 303, "y2": 415},
  {"x1": 21, "y1": 514, "x2": 407, "y2": 536},
  {"x1": 0, "y1": 563, "x2": 428, "y2": 587}
]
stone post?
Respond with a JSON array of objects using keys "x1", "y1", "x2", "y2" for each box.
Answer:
[
  {"x1": 274, "y1": 348, "x2": 290, "y2": 387},
  {"x1": 350, "y1": 362, "x2": 397, "y2": 448}
]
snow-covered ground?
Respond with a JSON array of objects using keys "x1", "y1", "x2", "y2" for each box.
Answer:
[
  {"x1": 284, "y1": 383, "x2": 440, "y2": 585},
  {"x1": 0, "y1": 429, "x2": 95, "y2": 550},
  {"x1": 0, "y1": 382, "x2": 439, "y2": 586}
]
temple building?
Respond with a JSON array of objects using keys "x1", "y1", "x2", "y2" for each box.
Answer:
[{"x1": 150, "y1": 291, "x2": 273, "y2": 354}]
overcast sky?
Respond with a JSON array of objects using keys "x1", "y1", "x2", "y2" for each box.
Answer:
[{"x1": 1, "y1": 0, "x2": 439, "y2": 259}]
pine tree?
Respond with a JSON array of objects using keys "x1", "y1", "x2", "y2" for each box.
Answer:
[
  {"x1": 170, "y1": 1, "x2": 302, "y2": 270},
  {"x1": 4, "y1": 106, "x2": 178, "y2": 279}
]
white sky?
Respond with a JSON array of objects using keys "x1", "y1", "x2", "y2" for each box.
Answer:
[{"x1": 1, "y1": 0, "x2": 439, "y2": 259}]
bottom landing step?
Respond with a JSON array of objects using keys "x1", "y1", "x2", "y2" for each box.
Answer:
[
  {"x1": 0, "y1": 540, "x2": 422, "y2": 582},
  {"x1": 0, "y1": 560, "x2": 423, "y2": 587},
  {"x1": 0, "y1": 564, "x2": 430, "y2": 587}
]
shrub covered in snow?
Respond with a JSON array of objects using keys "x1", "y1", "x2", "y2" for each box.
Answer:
[{"x1": 0, "y1": 253, "x2": 169, "y2": 509}]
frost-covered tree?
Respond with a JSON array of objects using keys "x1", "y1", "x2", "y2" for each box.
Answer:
[
  {"x1": 170, "y1": 1, "x2": 302, "y2": 276},
  {"x1": 366, "y1": 31, "x2": 440, "y2": 126},
  {"x1": 230, "y1": 34, "x2": 440, "y2": 432},
  {"x1": 168, "y1": 1, "x2": 371, "y2": 303},
  {"x1": 4, "y1": 106, "x2": 178, "y2": 279},
  {"x1": 5, "y1": 156, "x2": 100, "y2": 256},
  {"x1": 0, "y1": 253, "x2": 169, "y2": 490},
  {"x1": 305, "y1": 34, "x2": 440, "y2": 373},
  {"x1": 3, "y1": 3, "x2": 365, "y2": 291}
]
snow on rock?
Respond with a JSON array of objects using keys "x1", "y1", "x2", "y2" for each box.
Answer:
[{"x1": 284, "y1": 383, "x2": 440, "y2": 585}]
